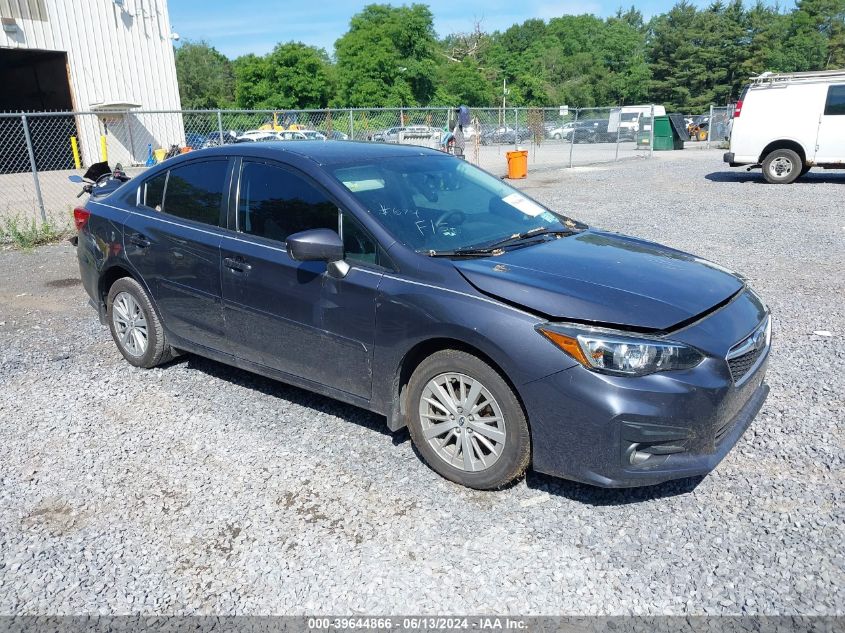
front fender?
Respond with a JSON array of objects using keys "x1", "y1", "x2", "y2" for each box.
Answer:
[{"x1": 370, "y1": 274, "x2": 577, "y2": 428}]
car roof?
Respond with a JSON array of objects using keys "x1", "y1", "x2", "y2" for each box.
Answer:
[{"x1": 171, "y1": 140, "x2": 444, "y2": 166}]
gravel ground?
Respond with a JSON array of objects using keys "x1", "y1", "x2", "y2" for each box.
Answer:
[{"x1": 0, "y1": 149, "x2": 842, "y2": 615}]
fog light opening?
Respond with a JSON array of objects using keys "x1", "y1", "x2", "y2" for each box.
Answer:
[
  {"x1": 620, "y1": 421, "x2": 691, "y2": 469},
  {"x1": 623, "y1": 441, "x2": 685, "y2": 468}
]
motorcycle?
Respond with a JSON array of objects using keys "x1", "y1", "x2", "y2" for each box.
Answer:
[
  {"x1": 67, "y1": 161, "x2": 132, "y2": 245},
  {"x1": 68, "y1": 161, "x2": 131, "y2": 200}
]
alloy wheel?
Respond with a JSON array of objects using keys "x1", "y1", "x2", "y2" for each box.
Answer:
[
  {"x1": 112, "y1": 291, "x2": 148, "y2": 357},
  {"x1": 418, "y1": 372, "x2": 506, "y2": 472}
]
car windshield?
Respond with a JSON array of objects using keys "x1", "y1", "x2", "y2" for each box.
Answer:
[
  {"x1": 330, "y1": 155, "x2": 583, "y2": 254},
  {"x1": 620, "y1": 113, "x2": 639, "y2": 121}
]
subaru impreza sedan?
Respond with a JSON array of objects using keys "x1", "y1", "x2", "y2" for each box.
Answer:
[{"x1": 74, "y1": 142, "x2": 770, "y2": 490}]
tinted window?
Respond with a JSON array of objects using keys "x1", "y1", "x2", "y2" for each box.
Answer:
[
  {"x1": 143, "y1": 172, "x2": 167, "y2": 211},
  {"x1": 163, "y1": 160, "x2": 227, "y2": 226},
  {"x1": 824, "y1": 85, "x2": 845, "y2": 115},
  {"x1": 238, "y1": 162, "x2": 337, "y2": 242},
  {"x1": 342, "y1": 214, "x2": 377, "y2": 266}
]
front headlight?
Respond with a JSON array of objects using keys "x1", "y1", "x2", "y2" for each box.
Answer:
[{"x1": 537, "y1": 324, "x2": 705, "y2": 377}]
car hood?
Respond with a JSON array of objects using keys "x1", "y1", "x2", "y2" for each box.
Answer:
[{"x1": 453, "y1": 230, "x2": 744, "y2": 331}]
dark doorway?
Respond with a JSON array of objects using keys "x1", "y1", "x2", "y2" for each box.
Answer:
[
  {"x1": 0, "y1": 48, "x2": 78, "y2": 172},
  {"x1": 0, "y1": 48, "x2": 73, "y2": 111}
]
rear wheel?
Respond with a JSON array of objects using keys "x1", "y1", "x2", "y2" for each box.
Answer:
[
  {"x1": 762, "y1": 148, "x2": 802, "y2": 184},
  {"x1": 107, "y1": 277, "x2": 174, "y2": 368},
  {"x1": 406, "y1": 350, "x2": 530, "y2": 490}
]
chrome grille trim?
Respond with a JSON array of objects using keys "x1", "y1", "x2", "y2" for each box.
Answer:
[{"x1": 726, "y1": 315, "x2": 771, "y2": 384}]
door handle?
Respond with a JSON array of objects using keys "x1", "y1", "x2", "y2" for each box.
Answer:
[
  {"x1": 223, "y1": 256, "x2": 252, "y2": 272},
  {"x1": 127, "y1": 233, "x2": 150, "y2": 248}
]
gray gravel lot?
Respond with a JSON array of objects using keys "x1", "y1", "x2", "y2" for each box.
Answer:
[{"x1": 0, "y1": 149, "x2": 842, "y2": 615}]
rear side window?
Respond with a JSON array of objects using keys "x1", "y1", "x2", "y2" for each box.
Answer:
[
  {"x1": 163, "y1": 160, "x2": 228, "y2": 226},
  {"x1": 237, "y1": 161, "x2": 337, "y2": 242},
  {"x1": 824, "y1": 85, "x2": 845, "y2": 115},
  {"x1": 143, "y1": 172, "x2": 167, "y2": 211}
]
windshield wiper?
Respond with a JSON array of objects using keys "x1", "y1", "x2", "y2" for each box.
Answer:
[
  {"x1": 423, "y1": 226, "x2": 580, "y2": 258},
  {"x1": 423, "y1": 247, "x2": 504, "y2": 258},
  {"x1": 483, "y1": 226, "x2": 575, "y2": 250}
]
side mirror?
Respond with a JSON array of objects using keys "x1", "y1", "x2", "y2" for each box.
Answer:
[
  {"x1": 68, "y1": 175, "x2": 84, "y2": 183},
  {"x1": 286, "y1": 229, "x2": 349, "y2": 277}
]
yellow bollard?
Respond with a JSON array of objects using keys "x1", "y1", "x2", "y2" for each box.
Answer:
[
  {"x1": 70, "y1": 136, "x2": 81, "y2": 169},
  {"x1": 100, "y1": 135, "x2": 108, "y2": 163}
]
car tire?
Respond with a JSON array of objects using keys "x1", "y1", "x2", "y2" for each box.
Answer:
[
  {"x1": 107, "y1": 277, "x2": 174, "y2": 369},
  {"x1": 553, "y1": 133, "x2": 561, "y2": 140},
  {"x1": 762, "y1": 148, "x2": 803, "y2": 184},
  {"x1": 406, "y1": 350, "x2": 531, "y2": 490}
]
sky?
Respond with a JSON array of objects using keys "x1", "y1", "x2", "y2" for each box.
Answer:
[{"x1": 168, "y1": 0, "x2": 784, "y2": 59}]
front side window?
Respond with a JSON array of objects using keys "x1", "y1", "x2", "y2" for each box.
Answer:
[
  {"x1": 824, "y1": 85, "x2": 845, "y2": 115},
  {"x1": 331, "y1": 155, "x2": 583, "y2": 254},
  {"x1": 237, "y1": 161, "x2": 337, "y2": 242},
  {"x1": 342, "y1": 213, "x2": 378, "y2": 266},
  {"x1": 162, "y1": 160, "x2": 228, "y2": 226}
]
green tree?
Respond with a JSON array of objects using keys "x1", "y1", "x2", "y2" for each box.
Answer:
[
  {"x1": 648, "y1": 1, "x2": 751, "y2": 109},
  {"x1": 779, "y1": 0, "x2": 845, "y2": 70},
  {"x1": 174, "y1": 41, "x2": 235, "y2": 109},
  {"x1": 232, "y1": 53, "x2": 273, "y2": 109},
  {"x1": 233, "y1": 44, "x2": 334, "y2": 109},
  {"x1": 431, "y1": 58, "x2": 495, "y2": 106},
  {"x1": 334, "y1": 4, "x2": 439, "y2": 106}
]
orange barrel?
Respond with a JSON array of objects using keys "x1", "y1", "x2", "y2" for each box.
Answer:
[{"x1": 506, "y1": 150, "x2": 528, "y2": 179}]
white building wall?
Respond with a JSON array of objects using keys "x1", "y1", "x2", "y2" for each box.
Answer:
[{"x1": 0, "y1": 0, "x2": 183, "y2": 166}]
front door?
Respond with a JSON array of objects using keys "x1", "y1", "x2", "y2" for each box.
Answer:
[
  {"x1": 219, "y1": 160, "x2": 383, "y2": 399},
  {"x1": 124, "y1": 159, "x2": 232, "y2": 352},
  {"x1": 815, "y1": 84, "x2": 845, "y2": 164}
]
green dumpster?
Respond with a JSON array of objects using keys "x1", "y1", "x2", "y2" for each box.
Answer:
[{"x1": 637, "y1": 115, "x2": 685, "y2": 150}]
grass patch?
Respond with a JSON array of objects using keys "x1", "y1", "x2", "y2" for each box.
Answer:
[{"x1": 1, "y1": 216, "x2": 70, "y2": 250}]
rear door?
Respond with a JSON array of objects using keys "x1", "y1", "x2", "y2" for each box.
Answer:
[
  {"x1": 124, "y1": 158, "x2": 232, "y2": 352},
  {"x1": 219, "y1": 159, "x2": 384, "y2": 398},
  {"x1": 815, "y1": 84, "x2": 845, "y2": 163}
]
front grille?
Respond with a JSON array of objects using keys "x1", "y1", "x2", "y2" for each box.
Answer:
[
  {"x1": 728, "y1": 346, "x2": 764, "y2": 383},
  {"x1": 726, "y1": 315, "x2": 770, "y2": 383}
]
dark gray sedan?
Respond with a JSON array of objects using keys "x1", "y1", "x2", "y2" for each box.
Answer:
[{"x1": 73, "y1": 142, "x2": 770, "y2": 490}]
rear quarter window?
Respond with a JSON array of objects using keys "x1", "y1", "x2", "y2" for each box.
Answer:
[
  {"x1": 824, "y1": 85, "x2": 845, "y2": 115},
  {"x1": 142, "y1": 172, "x2": 167, "y2": 211}
]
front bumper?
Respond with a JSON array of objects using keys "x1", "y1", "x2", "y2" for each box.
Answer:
[
  {"x1": 522, "y1": 358, "x2": 768, "y2": 487},
  {"x1": 520, "y1": 291, "x2": 771, "y2": 488}
]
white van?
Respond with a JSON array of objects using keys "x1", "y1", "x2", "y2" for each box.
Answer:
[
  {"x1": 611, "y1": 105, "x2": 666, "y2": 138},
  {"x1": 724, "y1": 69, "x2": 845, "y2": 183}
]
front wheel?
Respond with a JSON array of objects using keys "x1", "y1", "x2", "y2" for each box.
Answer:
[
  {"x1": 762, "y1": 148, "x2": 803, "y2": 184},
  {"x1": 406, "y1": 350, "x2": 531, "y2": 490}
]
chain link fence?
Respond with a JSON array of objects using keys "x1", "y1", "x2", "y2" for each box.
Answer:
[{"x1": 0, "y1": 105, "x2": 730, "y2": 228}]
